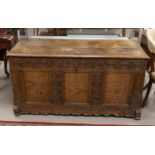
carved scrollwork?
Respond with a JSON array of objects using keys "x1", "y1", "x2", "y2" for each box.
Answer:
[
  {"x1": 91, "y1": 72, "x2": 103, "y2": 105},
  {"x1": 51, "y1": 72, "x2": 64, "y2": 105},
  {"x1": 11, "y1": 58, "x2": 146, "y2": 72}
]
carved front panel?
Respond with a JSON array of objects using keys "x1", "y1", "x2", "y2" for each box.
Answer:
[
  {"x1": 24, "y1": 71, "x2": 50, "y2": 104},
  {"x1": 9, "y1": 56, "x2": 147, "y2": 119},
  {"x1": 103, "y1": 73, "x2": 132, "y2": 105},
  {"x1": 64, "y1": 72, "x2": 90, "y2": 104}
]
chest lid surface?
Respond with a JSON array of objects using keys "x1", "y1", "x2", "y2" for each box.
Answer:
[{"x1": 8, "y1": 38, "x2": 148, "y2": 59}]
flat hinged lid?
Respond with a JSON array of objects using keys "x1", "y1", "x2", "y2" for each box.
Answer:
[{"x1": 8, "y1": 38, "x2": 149, "y2": 59}]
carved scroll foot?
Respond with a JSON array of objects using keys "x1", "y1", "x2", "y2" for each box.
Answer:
[
  {"x1": 14, "y1": 105, "x2": 20, "y2": 116},
  {"x1": 14, "y1": 111, "x2": 20, "y2": 116},
  {"x1": 135, "y1": 109, "x2": 141, "y2": 120}
]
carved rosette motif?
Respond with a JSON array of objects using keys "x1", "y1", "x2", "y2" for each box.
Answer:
[
  {"x1": 51, "y1": 72, "x2": 64, "y2": 105},
  {"x1": 91, "y1": 72, "x2": 103, "y2": 105}
]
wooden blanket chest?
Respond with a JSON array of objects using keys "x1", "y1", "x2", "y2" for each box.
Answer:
[{"x1": 8, "y1": 39, "x2": 148, "y2": 119}]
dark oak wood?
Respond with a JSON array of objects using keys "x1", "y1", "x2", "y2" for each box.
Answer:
[{"x1": 8, "y1": 39, "x2": 149, "y2": 119}]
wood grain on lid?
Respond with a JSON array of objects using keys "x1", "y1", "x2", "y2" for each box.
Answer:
[{"x1": 8, "y1": 38, "x2": 149, "y2": 59}]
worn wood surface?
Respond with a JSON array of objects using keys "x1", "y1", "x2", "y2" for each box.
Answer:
[
  {"x1": 8, "y1": 39, "x2": 148, "y2": 59},
  {"x1": 8, "y1": 39, "x2": 148, "y2": 119}
]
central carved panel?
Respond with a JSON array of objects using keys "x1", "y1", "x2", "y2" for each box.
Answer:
[{"x1": 64, "y1": 72, "x2": 90, "y2": 104}]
